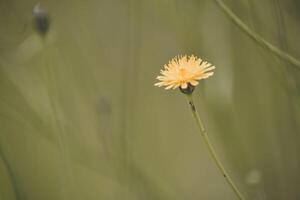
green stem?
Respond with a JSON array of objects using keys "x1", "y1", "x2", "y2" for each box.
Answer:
[
  {"x1": 214, "y1": 0, "x2": 300, "y2": 71},
  {"x1": 185, "y1": 94, "x2": 245, "y2": 200}
]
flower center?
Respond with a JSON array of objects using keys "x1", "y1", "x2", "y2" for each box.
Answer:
[{"x1": 179, "y1": 68, "x2": 188, "y2": 79}]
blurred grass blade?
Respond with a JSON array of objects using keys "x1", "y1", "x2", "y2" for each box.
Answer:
[
  {"x1": 215, "y1": 0, "x2": 300, "y2": 71},
  {"x1": 0, "y1": 148, "x2": 20, "y2": 200}
]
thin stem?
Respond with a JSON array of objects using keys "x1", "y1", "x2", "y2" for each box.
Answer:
[
  {"x1": 214, "y1": 0, "x2": 300, "y2": 71},
  {"x1": 185, "y1": 94, "x2": 245, "y2": 200}
]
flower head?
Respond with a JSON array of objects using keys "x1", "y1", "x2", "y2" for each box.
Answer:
[{"x1": 154, "y1": 55, "x2": 215, "y2": 90}]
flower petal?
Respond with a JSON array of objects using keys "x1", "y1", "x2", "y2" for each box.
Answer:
[{"x1": 181, "y1": 82, "x2": 188, "y2": 89}]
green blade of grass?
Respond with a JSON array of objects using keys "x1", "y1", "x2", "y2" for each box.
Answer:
[{"x1": 215, "y1": 0, "x2": 300, "y2": 71}]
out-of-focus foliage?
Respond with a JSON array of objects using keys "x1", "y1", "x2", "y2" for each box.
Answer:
[{"x1": 0, "y1": 0, "x2": 300, "y2": 199}]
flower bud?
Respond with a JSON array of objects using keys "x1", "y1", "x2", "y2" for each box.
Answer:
[
  {"x1": 33, "y1": 3, "x2": 50, "y2": 36},
  {"x1": 179, "y1": 83, "x2": 195, "y2": 95}
]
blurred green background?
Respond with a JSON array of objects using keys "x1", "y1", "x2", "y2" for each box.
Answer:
[{"x1": 1, "y1": 0, "x2": 300, "y2": 199}]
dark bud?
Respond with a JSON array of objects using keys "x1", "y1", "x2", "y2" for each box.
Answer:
[
  {"x1": 179, "y1": 83, "x2": 195, "y2": 95},
  {"x1": 33, "y1": 3, "x2": 50, "y2": 36}
]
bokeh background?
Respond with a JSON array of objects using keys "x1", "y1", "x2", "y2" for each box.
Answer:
[{"x1": 1, "y1": 0, "x2": 300, "y2": 199}]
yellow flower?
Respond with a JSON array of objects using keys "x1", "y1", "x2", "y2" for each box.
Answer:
[{"x1": 154, "y1": 55, "x2": 215, "y2": 90}]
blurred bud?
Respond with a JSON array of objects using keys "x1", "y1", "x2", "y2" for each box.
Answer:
[
  {"x1": 33, "y1": 3, "x2": 50, "y2": 35},
  {"x1": 179, "y1": 84, "x2": 195, "y2": 95}
]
